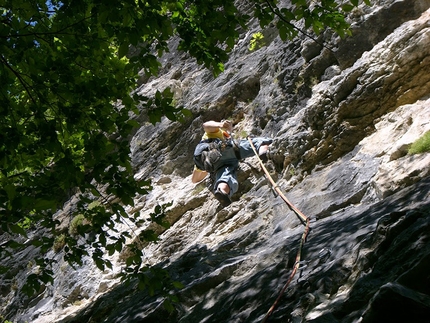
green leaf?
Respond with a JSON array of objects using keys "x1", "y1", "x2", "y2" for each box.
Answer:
[
  {"x1": 107, "y1": 244, "x2": 116, "y2": 256},
  {"x1": 163, "y1": 299, "x2": 175, "y2": 312},
  {"x1": 105, "y1": 260, "x2": 113, "y2": 269},
  {"x1": 138, "y1": 279, "x2": 147, "y2": 290},
  {"x1": 4, "y1": 184, "x2": 16, "y2": 200},
  {"x1": 181, "y1": 108, "x2": 192, "y2": 116},
  {"x1": 31, "y1": 240, "x2": 44, "y2": 247},
  {"x1": 278, "y1": 23, "x2": 288, "y2": 41},
  {"x1": 140, "y1": 229, "x2": 159, "y2": 242},
  {"x1": 172, "y1": 281, "x2": 184, "y2": 289},
  {"x1": 280, "y1": 8, "x2": 295, "y2": 21},
  {"x1": 341, "y1": 4, "x2": 355, "y2": 12},
  {"x1": 99, "y1": 233, "x2": 107, "y2": 247},
  {"x1": 118, "y1": 42, "x2": 129, "y2": 58},
  {"x1": 9, "y1": 223, "x2": 28, "y2": 237},
  {"x1": 33, "y1": 199, "x2": 58, "y2": 211},
  {"x1": 95, "y1": 258, "x2": 105, "y2": 271},
  {"x1": 115, "y1": 240, "x2": 124, "y2": 252}
]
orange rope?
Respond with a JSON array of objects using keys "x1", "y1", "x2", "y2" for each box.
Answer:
[{"x1": 247, "y1": 137, "x2": 311, "y2": 322}]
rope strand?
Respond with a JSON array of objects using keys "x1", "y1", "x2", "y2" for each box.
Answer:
[{"x1": 247, "y1": 137, "x2": 311, "y2": 322}]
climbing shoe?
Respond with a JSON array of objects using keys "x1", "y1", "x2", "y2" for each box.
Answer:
[
  {"x1": 259, "y1": 147, "x2": 272, "y2": 162},
  {"x1": 259, "y1": 152, "x2": 268, "y2": 162},
  {"x1": 214, "y1": 189, "x2": 231, "y2": 207}
]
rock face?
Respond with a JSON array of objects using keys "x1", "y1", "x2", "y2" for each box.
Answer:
[{"x1": 2, "y1": 1, "x2": 430, "y2": 322}]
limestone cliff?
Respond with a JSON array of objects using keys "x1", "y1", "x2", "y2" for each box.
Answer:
[{"x1": 1, "y1": 1, "x2": 430, "y2": 322}]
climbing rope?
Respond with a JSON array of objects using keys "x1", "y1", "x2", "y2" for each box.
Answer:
[{"x1": 247, "y1": 137, "x2": 311, "y2": 322}]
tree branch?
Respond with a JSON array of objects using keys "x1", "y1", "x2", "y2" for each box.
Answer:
[
  {"x1": 263, "y1": 0, "x2": 336, "y2": 54},
  {"x1": 0, "y1": 55, "x2": 37, "y2": 104}
]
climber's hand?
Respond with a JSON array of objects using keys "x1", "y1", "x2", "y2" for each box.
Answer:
[{"x1": 221, "y1": 120, "x2": 233, "y2": 133}]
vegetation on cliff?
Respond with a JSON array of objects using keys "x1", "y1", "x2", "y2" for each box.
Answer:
[{"x1": 0, "y1": 0, "x2": 368, "y2": 298}]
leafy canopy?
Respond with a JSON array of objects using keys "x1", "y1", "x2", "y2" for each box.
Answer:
[{"x1": 0, "y1": 0, "x2": 368, "y2": 298}]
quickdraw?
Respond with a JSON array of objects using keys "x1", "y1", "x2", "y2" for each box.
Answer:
[{"x1": 247, "y1": 137, "x2": 311, "y2": 323}]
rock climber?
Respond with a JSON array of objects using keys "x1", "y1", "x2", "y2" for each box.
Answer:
[{"x1": 192, "y1": 119, "x2": 273, "y2": 206}]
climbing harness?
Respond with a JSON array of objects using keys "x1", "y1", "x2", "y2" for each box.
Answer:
[{"x1": 247, "y1": 137, "x2": 311, "y2": 323}]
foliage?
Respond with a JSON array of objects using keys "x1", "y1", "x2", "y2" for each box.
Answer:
[
  {"x1": 68, "y1": 214, "x2": 87, "y2": 236},
  {"x1": 249, "y1": 32, "x2": 266, "y2": 51},
  {"x1": 408, "y1": 131, "x2": 430, "y2": 154},
  {"x1": 0, "y1": 0, "x2": 369, "y2": 303},
  {"x1": 53, "y1": 233, "x2": 66, "y2": 252}
]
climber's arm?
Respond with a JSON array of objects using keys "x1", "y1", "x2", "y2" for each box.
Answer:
[{"x1": 203, "y1": 120, "x2": 232, "y2": 133}]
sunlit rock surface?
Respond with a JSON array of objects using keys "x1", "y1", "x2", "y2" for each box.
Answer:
[{"x1": 1, "y1": 1, "x2": 430, "y2": 322}]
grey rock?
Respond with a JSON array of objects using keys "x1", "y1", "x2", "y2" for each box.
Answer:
[{"x1": 2, "y1": 2, "x2": 430, "y2": 323}]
